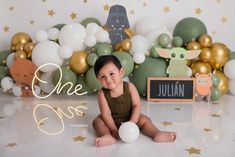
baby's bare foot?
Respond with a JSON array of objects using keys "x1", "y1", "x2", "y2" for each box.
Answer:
[
  {"x1": 153, "y1": 131, "x2": 176, "y2": 142},
  {"x1": 95, "y1": 135, "x2": 116, "y2": 147}
]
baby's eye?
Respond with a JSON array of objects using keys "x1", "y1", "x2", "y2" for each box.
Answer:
[
  {"x1": 99, "y1": 76, "x2": 105, "y2": 79},
  {"x1": 110, "y1": 72, "x2": 114, "y2": 76}
]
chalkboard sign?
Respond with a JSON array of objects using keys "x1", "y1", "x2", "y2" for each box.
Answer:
[{"x1": 147, "y1": 77, "x2": 195, "y2": 102}]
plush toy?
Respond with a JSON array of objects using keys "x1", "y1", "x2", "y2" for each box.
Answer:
[
  {"x1": 10, "y1": 59, "x2": 37, "y2": 96},
  {"x1": 157, "y1": 47, "x2": 200, "y2": 77},
  {"x1": 195, "y1": 73, "x2": 213, "y2": 101}
]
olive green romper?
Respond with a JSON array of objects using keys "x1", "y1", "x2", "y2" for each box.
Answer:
[{"x1": 103, "y1": 81, "x2": 132, "y2": 128}]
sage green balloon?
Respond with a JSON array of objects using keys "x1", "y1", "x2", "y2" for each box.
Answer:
[
  {"x1": 0, "y1": 66, "x2": 10, "y2": 87},
  {"x1": 130, "y1": 57, "x2": 167, "y2": 96},
  {"x1": 81, "y1": 17, "x2": 101, "y2": 27},
  {"x1": 87, "y1": 53, "x2": 98, "y2": 66},
  {"x1": 53, "y1": 67, "x2": 77, "y2": 92},
  {"x1": 113, "y1": 51, "x2": 134, "y2": 76},
  {"x1": 157, "y1": 33, "x2": 171, "y2": 48},
  {"x1": 91, "y1": 42, "x2": 102, "y2": 53},
  {"x1": 85, "y1": 67, "x2": 101, "y2": 91},
  {"x1": 172, "y1": 36, "x2": 183, "y2": 47},
  {"x1": 52, "y1": 24, "x2": 66, "y2": 30},
  {"x1": 173, "y1": 17, "x2": 207, "y2": 44},
  {"x1": 97, "y1": 43, "x2": 113, "y2": 56},
  {"x1": 0, "y1": 50, "x2": 11, "y2": 66},
  {"x1": 212, "y1": 75, "x2": 220, "y2": 87},
  {"x1": 211, "y1": 88, "x2": 221, "y2": 101},
  {"x1": 150, "y1": 46, "x2": 160, "y2": 58},
  {"x1": 76, "y1": 74, "x2": 95, "y2": 94},
  {"x1": 229, "y1": 51, "x2": 235, "y2": 60}
]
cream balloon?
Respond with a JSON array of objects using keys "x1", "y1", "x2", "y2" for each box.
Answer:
[
  {"x1": 224, "y1": 60, "x2": 235, "y2": 79},
  {"x1": 130, "y1": 35, "x2": 149, "y2": 54},
  {"x1": 135, "y1": 17, "x2": 160, "y2": 35},
  {"x1": 36, "y1": 30, "x2": 48, "y2": 42},
  {"x1": 118, "y1": 122, "x2": 140, "y2": 143}
]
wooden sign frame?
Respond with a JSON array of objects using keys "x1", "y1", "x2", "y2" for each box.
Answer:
[{"x1": 147, "y1": 77, "x2": 195, "y2": 102}]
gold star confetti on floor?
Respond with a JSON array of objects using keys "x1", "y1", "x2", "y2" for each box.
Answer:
[
  {"x1": 211, "y1": 113, "x2": 221, "y2": 117},
  {"x1": 130, "y1": 10, "x2": 135, "y2": 15},
  {"x1": 0, "y1": 116, "x2": 4, "y2": 119},
  {"x1": 48, "y1": 9, "x2": 55, "y2": 17},
  {"x1": 6, "y1": 143, "x2": 17, "y2": 147},
  {"x1": 195, "y1": 7, "x2": 202, "y2": 15},
  {"x1": 72, "y1": 135, "x2": 86, "y2": 142},
  {"x1": 9, "y1": 6, "x2": 14, "y2": 11},
  {"x1": 220, "y1": 16, "x2": 228, "y2": 23},
  {"x1": 163, "y1": 6, "x2": 170, "y2": 13},
  {"x1": 161, "y1": 121, "x2": 173, "y2": 126},
  {"x1": 174, "y1": 107, "x2": 181, "y2": 111},
  {"x1": 103, "y1": 4, "x2": 110, "y2": 11},
  {"x1": 203, "y1": 128, "x2": 212, "y2": 132},
  {"x1": 212, "y1": 102, "x2": 220, "y2": 105},
  {"x1": 70, "y1": 12, "x2": 77, "y2": 20},
  {"x1": 185, "y1": 147, "x2": 201, "y2": 155},
  {"x1": 30, "y1": 20, "x2": 34, "y2": 24},
  {"x1": 3, "y1": 26, "x2": 10, "y2": 32}
]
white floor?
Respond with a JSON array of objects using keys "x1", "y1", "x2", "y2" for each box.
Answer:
[{"x1": 0, "y1": 91, "x2": 235, "y2": 157}]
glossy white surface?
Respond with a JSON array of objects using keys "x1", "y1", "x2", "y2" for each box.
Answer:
[{"x1": 0, "y1": 92, "x2": 235, "y2": 157}]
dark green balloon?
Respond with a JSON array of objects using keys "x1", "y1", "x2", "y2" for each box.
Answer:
[
  {"x1": 211, "y1": 88, "x2": 221, "y2": 101},
  {"x1": 85, "y1": 67, "x2": 101, "y2": 91},
  {"x1": 157, "y1": 33, "x2": 171, "y2": 48},
  {"x1": 76, "y1": 74, "x2": 95, "y2": 94},
  {"x1": 172, "y1": 36, "x2": 183, "y2": 47},
  {"x1": 0, "y1": 50, "x2": 11, "y2": 66},
  {"x1": 113, "y1": 51, "x2": 134, "y2": 76},
  {"x1": 0, "y1": 66, "x2": 10, "y2": 88},
  {"x1": 130, "y1": 57, "x2": 167, "y2": 96},
  {"x1": 97, "y1": 43, "x2": 113, "y2": 56},
  {"x1": 53, "y1": 67, "x2": 77, "y2": 92},
  {"x1": 52, "y1": 24, "x2": 66, "y2": 30},
  {"x1": 87, "y1": 53, "x2": 98, "y2": 66},
  {"x1": 81, "y1": 17, "x2": 101, "y2": 27},
  {"x1": 173, "y1": 17, "x2": 207, "y2": 44}
]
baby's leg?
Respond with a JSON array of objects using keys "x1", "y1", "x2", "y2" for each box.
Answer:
[
  {"x1": 137, "y1": 114, "x2": 176, "y2": 142},
  {"x1": 92, "y1": 115, "x2": 116, "y2": 147}
]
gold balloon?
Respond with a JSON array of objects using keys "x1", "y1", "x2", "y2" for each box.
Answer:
[
  {"x1": 215, "y1": 70, "x2": 229, "y2": 95},
  {"x1": 191, "y1": 61, "x2": 212, "y2": 76},
  {"x1": 123, "y1": 28, "x2": 135, "y2": 38},
  {"x1": 199, "y1": 48, "x2": 212, "y2": 62},
  {"x1": 209, "y1": 42, "x2": 229, "y2": 69},
  {"x1": 186, "y1": 41, "x2": 201, "y2": 50},
  {"x1": 114, "y1": 42, "x2": 121, "y2": 51},
  {"x1": 15, "y1": 43, "x2": 25, "y2": 51},
  {"x1": 186, "y1": 59, "x2": 192, "y2": 66},
  {"x1": 24, "y1": 42, "x2": 35, "y2": 58},
  {"x1": 120, "y1": 39, "x2": 132, "y2": 51},
  {"x1": 69, "y1": 51, "x2": 89, "y2": 74},
  {"x1": 15, "y1": 50, "x2": 27, "y2": 60},
  {"x1": 11, "y1": 32, "x2": 32, "y2": 49},
  {"x1": 198, "y1": 34, "x2": 212, "y2": 48}
]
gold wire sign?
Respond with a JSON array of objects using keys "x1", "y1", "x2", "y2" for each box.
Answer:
[{"x1": 32, "y1": 63, "x2": 88, "y2": 135}]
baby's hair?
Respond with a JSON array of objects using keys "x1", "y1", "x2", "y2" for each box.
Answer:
[{"x1": 94, "y1": 55, "x2": 122, "y2": 78}]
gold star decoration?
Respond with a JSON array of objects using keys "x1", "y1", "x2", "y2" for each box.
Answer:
[
  {"x1": 48, "y1": 9, "x2": 55, "y2": 17},
  {"x1": 211, "y1": 113, "x2": 221, "y2": 117},
  {"x1": 130, "y1": 10, "x2": 135, "y2": 15},
  {"x1": 185, "y1": 147, "x2": 201, "y2": 155},
  {"x1": 3, "y1": 26, "x2": 10, "y2": 32},
  {"x1": 195, "y1": 7, "x2": 202, "y2": 15},
  {"x1": 72, "y1": 135, "x2": 86, "y2": 142},
  {"x1": 220, "y1": 16, "x2": 228, "y2": 23},
  {"x1": 30, "y1": 20, "x2": 34, "y2": 24},
  {"x1": 174, "y1": 107, "x2": 181, "y2": 111},
  {"x1": 163, "y1": 6, "x2": 170, "y2": 13},
  {"x1": 203, "y1": 128, "x2": 212, "y2": 132},
  {"x1": 103, "y1": 4, "x2": 110, "y2": 11},
  {"x1": 83, "y1": 0, "x2": 88, "y2": 3},
  {"x1": 70, "y1": 12, "x2": 77, "y2": 20},
  {"x1": 216, "y1": 0, "x2": 221, "y2": 3},
  {"x1": 42, "y1": 0, "x2": 46, "y2": 2},
  {"x1": 161, "y1": 121, "x2": 173, "y2": 126},
  {"x1": 143, "y1": 2, "x2": 147, "y2": 7},
  {"x1": 6, "y1": 143, "x2": 17, "y2": 147},
  {"x1": 9, "y1": 6, "x2": 14, "y2": 11},
  {"x1": 211, "y1": 31, "x2": 216, "y2": 35}
]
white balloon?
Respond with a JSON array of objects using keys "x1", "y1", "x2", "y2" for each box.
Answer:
[
  {"x1": 1, "y1": 77, "x2": 14, "y2": 91},
  {"x1": 86, "y1": 23, "x2": 100, "y2": 35},
  {"x1": 229, "y1": 79, "x2": 235, "y2": 95},
  {"x1": 48, "y1": 28, "x2": 59, "y2": 40},
  {"x1": 58, "y1": 23, "x2": 87, "y2": 51},
  {"x1": 34, "y1": 85, "x2": 41, "y2": 96},
  {"x1": 84, "y1": 35, "x2": 97, "y2": 47},
  {"x1": 186, "y1": 67, "x2": 193, "y2": 77},
  {"x1": 95, "y1": 29, "x2": 109, "y2": 43},
  {"x1": 145, "y1": 26, "x2": 173, "y2": 49},
  {"x1": 130, "y1": 35, "x2": 149, "y2": 54},
  {"x1": 118, "y1": 122, "x2": 139, "y2": 143},
  {"x1": 36, "y1": 30, "x2": 48, "y2": 42},
  {"x1": 133, "y1": 52, "x2": 146, "y2": 64},
  {"x1": 32, "y1": 40, "x2": 63, "y2": 73},
  {"x1": 224, "y1": 60, "x2": 235, "y2": 79},
  {"x1": 135, "y1": 17, "x2": 160, "y2": 35},
  {"x1": 39, "y1": 73, "x2": 55, "y2": 94},
  {"x1": 3, "y1": 104, "x2": 16, "y2": 116},
  {"x1": 6, "y1": 53, "x2": 15, "y2": 68},
  {"x1": 58, "y1": 45, "x2": 73, "y2": 59},
  {"x1": 12, "y1": 85, "x2": 22, "y2": 97}
]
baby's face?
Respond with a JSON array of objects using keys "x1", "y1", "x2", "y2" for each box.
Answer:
[{"x1": 97, "y1": 62, "x2": 124, "y2": 90}]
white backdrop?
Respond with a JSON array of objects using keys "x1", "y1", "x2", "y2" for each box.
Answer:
[{"x1": 0, "y1": 0, "x2": 234, "y2": 50}]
